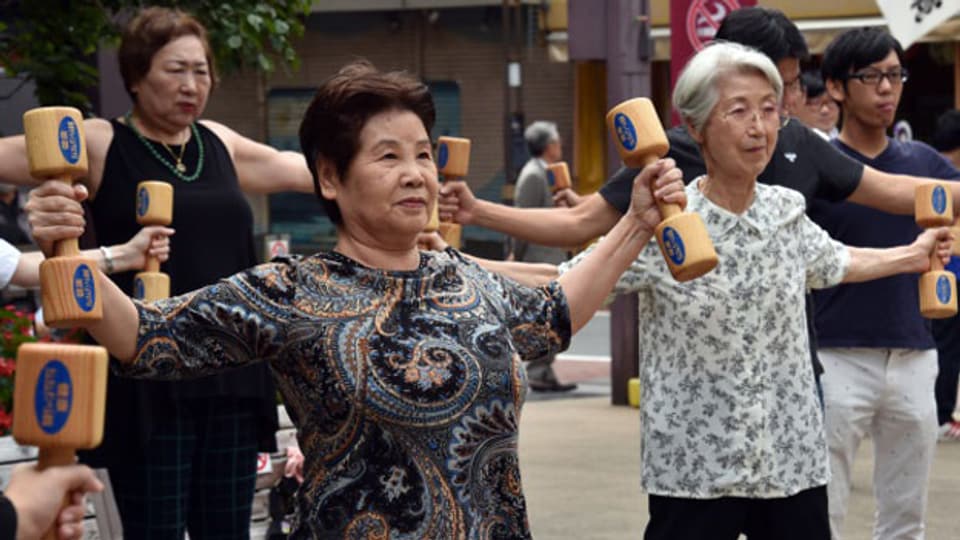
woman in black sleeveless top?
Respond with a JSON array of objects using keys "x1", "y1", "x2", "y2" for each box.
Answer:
[{"x1": 0, "y1": 8, "x2": 315, "y2": 539}]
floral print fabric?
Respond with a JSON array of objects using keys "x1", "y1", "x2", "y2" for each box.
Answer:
[
  {"x1": 120, "y1": 249, "x2": 571, "y2": 538},
  {"x1": 562, "y1": 180, "x2": 848, "y2": 499}
]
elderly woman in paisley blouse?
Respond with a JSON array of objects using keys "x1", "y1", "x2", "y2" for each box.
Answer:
[
  {"x1": 25, "y1": 60, "x2": 687, "y2": 539},
  {"x1": 560, "y1": 42, "x2": 953, "y2": 540}
]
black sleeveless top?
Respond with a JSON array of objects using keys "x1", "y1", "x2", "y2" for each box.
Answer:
[{"x1": 80, "y1": 119, "x2": 278, "y2": 454}]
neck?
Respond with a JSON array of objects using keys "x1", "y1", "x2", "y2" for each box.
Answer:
[
  {"x1": 334, "y1": 231, "x2": 421, "y2": 271},
  {"x1": 129, "y1": 108, "x2": 191, "y2": 145},
  {"x1": 698, "y1": 173, "x2": 755, "y2": 214},
  {"x1": 839, "y1": 118, "x2": 888, "y2": 158}
]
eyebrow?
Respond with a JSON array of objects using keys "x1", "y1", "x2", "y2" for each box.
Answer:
[
  {"x1": 164, "y1": 59, "x2": 208, "y2": 67},
  {"x1": 371, "y1": 138, "x2": 431, "y2": 149}
]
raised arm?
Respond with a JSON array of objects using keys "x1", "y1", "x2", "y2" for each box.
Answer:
[
  {"x1": 847, "y1": 160, "x2": 960, "y2": 216},
  {"x1": 0, "y1": 134, "x2": 31, "y2": 186},
  {"x1": 842, "y1": 227, "x2": 953, "y2": 283},
  {"x1": 201, "y1": 119, "x2": 315, "y2": 195},
  {"x1": 438, "y1": 179, "x2": 674, "y2": 248}
]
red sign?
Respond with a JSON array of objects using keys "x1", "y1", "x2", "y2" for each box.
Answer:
[{"x1": 670, "y1": 0, "x2": 756, "y2": 93}]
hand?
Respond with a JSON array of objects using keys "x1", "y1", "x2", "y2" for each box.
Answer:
[
  {"x1": 116, "y1": 226, "x2": 176, "y2": 271},
  {"x1": 416, "y1": 231, "x2": 448, "y2": 251},
  {"x1": 552, "y1": 188, "x2": 583, "y2": 208},
  {"x1": 626, "y1": 158, "x2": 686, "y2": 234},
  {"x1": 24, "y1": 180, "x2": 88, "y2": 258},
  {"x1": 283, "y1": 446, "x2": 304, "y2": 484},
  {"x1": 5, "y1": 463, "x2": 103, "y2": 540},
  {"x1": 438, "y1": 182, "x2": 476, "y2": 225},
  {"x1": 911, "y1": 226, "x2": 953, "y2": 272}
]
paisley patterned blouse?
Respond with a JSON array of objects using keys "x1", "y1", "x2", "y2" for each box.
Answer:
[
  {"x1": 118, "y1": 249, "x2": 571, "y2": 539},
  {"x1": 563, "y1": 181, "x2": 850, "y2": 499}
]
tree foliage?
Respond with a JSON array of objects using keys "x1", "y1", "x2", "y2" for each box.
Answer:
[{"x1": 0, "y1": 1, "x2": 311, "y2": 112}]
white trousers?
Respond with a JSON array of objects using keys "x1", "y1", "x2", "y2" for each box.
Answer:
[{"x1": 820, "y1": 348, "x2": 939, "y2": 540}]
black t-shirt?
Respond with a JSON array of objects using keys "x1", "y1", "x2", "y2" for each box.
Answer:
[{"x1": 598, "y1": 119, "x2": 866, "y2": 376}]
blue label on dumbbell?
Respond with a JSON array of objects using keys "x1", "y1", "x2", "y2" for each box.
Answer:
[
  {"x1": 932, "y1": 185, "x2": 948, "y2": 215},
  {"x1": 72, "y1": 263, "x2": 96, "y2": 312},
  {"x1": 937, "y1": 275, "x2": 952, "y2": 304},
  {"x1": 134, "y1": 277, "x2": 145, "y2": 299},
  {"x1": 661, "y1": 226, "x2": 686, "y2": 265},
  {"x1": 34, "y1": 360, "x2": 73, "y2": 435},
  {"x1": 58, "y1": 116, "x2": 82, "y2": 165},
  {"x1": 547, "y1": 169, "x2": 556, "y2": 187},
  {"x1": 137, "y1": 186, "x2": 149, "y2": 218},
  {"x1": 437, "y1": 142, "x2": 449, "y2": 169},
  {"x1": 614, "y1": 113, "x2": 638, "y2": 151}
]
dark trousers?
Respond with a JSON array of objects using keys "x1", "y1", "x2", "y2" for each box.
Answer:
[
  {"x1": 936, "y1": 351, "x2": 960, "y2": 425},
  {"x1": 111, "y1": 397, "x2": 260, "y2": 540},
  {"x1": 644, "y1": 486, "x2": 830, "y2": 540}
]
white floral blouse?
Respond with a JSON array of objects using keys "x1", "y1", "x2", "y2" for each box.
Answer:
[{"x1": 561, "y1": 180, "x2": 849, "y2": 499}]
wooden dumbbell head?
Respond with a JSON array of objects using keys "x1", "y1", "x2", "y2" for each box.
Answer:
[
  {"x1": 39, "y1": 257, "x2": 103, "y2": 326},
  {"x1": 605, "y1": 98, "x2": 669, "y2": 169},
  {"x1": 916, "y1": 182, "x2": 953, "y2": 228},
  {"x1": 425, "y1": 202, "x2": 440, "y2": 233},
  {"x1": 23, "y1": 107, "x2": 88, "y2": 180},
  {"x1": 134, "y1": 272, "x2": 170, "y2": 302},
  {"x1": 13, "y1": 343, "x2": 108, "y2": 451},
  {"x1": 436, "y1": 136, "x2": 471, "y2": 178},
  {"x1": 547, "y1": 162, "x2": 571, "y2": 193},
  {"x1": 136, "y1": 181, "x2": 174, "y2": 226},
  {"x1": 920, "y1": 271, "x2": 957, "y2": 318},
  {"x1": 655, "y1": 216, "x2": 719, "y2": 282}
]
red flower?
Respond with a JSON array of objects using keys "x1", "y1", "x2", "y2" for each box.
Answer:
[
  {"x1": 0, "y1": 408, "x2": 12, "y2": 433},
  {"x1": 0, "y1": 358, "x2": 14, "y2": 377}
]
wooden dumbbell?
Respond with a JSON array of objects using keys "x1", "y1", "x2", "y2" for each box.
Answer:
[
  {"x1": 606, "y1": 98, "x2": 718, "y2": 282},
  {"x1": 916, "y1": 182, "x2": 957, "y2": 318},
  {"x1": 133, "y1": 181, "x2": 173, "y2": 301},
  {"x1": 546, "y1": 161, "x2": 572, "y2": 193},
  {"x1": 436, "y1": 136, "x2": 470, "y2": 250},
  {"x1": 17, "y1": 106, "x2": 109, "y2": 540},
  {"x1": 419, "y1": 203, "x2": 441, "y2": 250},
  {"x1": 23, "y1": 107, "x2": 102, "y2": 324}
]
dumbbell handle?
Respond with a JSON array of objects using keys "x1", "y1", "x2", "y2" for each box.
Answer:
[
  {"x1": 50, "y1": 177, "x2": 81, "y2": 257},
  {"x1": 440, "y1": 176, "x2": 463, "y2": 222},
  {"x1": 38, "y1": 447, "x2": 76, "y2": 540},
  {"x1": 931, "y1": 250, "x2": 944, "y2": 272},
  {"x1": 145, "y1": 255, "x2": 160, "y2": 273},
  {"x1": 637, "y1": 154, "x2": 681, "y2": 220}
]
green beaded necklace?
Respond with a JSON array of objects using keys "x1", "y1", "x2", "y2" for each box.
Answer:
[{"x1": 125, "y1": 111, "x2": 205, "y2": 182}]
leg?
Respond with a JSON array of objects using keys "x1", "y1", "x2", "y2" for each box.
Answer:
[
  {"x1": 643, "y1": 494, "x2": 744, "y2": 540},
  {"x1": 872, "y1": 348, "x2": 938, "y2": 540},
  {"x1": 186, "y1": 397, "x2": 260, "y2": 540},
  {"x1": 820, "y1": 348, "x2": 881, "y2": 540},
  {"x1": 526, "y1": 354, "x2": 577, "y2": 392},
  {"x1": 743, "y1": 485, "x2": 830, "y2": 540},
  {"x1": 110, "y1": 404, "x2": 197, "y2": 540}
]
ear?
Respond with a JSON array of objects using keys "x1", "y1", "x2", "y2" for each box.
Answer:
[
  {"x1": 316, "y1": 158, "x2": 340, "y2": 201},
  {"x1": 684, "y1": 118, "x2": 704, "y2": 145},
  {"x1": 825, "y1": 78, "x2": 846, "y2": 105}
]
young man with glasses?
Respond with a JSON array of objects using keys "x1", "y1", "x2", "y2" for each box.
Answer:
[{"x1": 812, "y1": 28, "x2": 959, "y2": 540}]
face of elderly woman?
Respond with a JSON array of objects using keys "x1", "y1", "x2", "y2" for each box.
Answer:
[
  {"x1": 696, "y1": 71, "x2": 779, "y2": 182},
  {"x1": 321, "y1": 108, "x2": 438, "y2": 245},
  {"x1": 131, "y1": 35, "x2": 211, "y2": 130}
]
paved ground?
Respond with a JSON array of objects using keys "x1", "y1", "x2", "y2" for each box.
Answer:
[{"x1": 519, "y1": 363, "x2": 960, "y2": 540}]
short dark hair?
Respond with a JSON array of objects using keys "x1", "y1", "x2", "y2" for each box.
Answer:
[
  {"x1": 715, "y1": 7, "x2": 808, "y2": 64},
  {"x1": 298, "y1": 60, "x2": 436, "y2": 225},
  {"x1": 118, "y1": 7, "x2": 217, "y2": 101},
  {"x1": 932, "y1": 110, "x2": 960, "y2": 153},
  {"x1": 821, "y1": 28, "x2": 905, "y2": 85},
  {"x1": 801, "y1": 71, "x2": 826, "y2": 99}
]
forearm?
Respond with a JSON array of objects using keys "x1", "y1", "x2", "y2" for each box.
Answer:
[
  {"x1": 847, "y1": 167, "x2": 944, "y2": 216},
  {"x1": 83, "y1": 273, "x2": 140, "y2": 362},
  {"x1": 470, "y1": 194, "x2": 619, "y2": 248},
  {"x1": 0, "y1": 135, "x2": 38, "y2": 187},
  {"x1": 843, "y1": 244, "x2": 922, "y2": 283},
  {"x1": 12, "y1": 243, "x2": 144, "y2": 289},
  {"x1": 466, "y1": 255, "x2": 558, "y2": 287},
  {"x1": 557, "y1": 215, "x2": 651, "y2": 333}
]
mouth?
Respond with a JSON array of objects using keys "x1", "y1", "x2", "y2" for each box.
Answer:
[
  {"x1": 397, "y1": 197, "x2": 427, "y2": 208},
  {"x1": 177, "y1": 103, "x2": 198, "y2": 113}
]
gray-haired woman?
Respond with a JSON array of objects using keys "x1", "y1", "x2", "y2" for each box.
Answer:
[{"x1": 562, "y1": 41, "x2": 952, "y2": 540}]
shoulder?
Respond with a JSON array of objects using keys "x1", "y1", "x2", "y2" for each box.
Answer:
[
  {"x1": 756, "y1": 183, "x2": 807, "y2": 221},
  {"x1": 197, "y1": 119, "x2": 235, "y2": 146}
]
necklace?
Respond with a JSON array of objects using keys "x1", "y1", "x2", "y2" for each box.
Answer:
[
  {"x1": 125, "y1": 111, "x2": 205, "y2": 182},
  {"x1": 161, "y1": 138, "x2": 188, "y2": 173}
]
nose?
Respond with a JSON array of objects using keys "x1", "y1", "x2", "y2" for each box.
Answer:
[
  {"x1": 399, "y1": 159, "x2": 427, "y2": 187},
  {"x1": 180, "y1": 73, "x2": 198, "y2": 94}
]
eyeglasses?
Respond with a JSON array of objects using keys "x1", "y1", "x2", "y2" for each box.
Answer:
[
  {"x1": 720, "y1": 103, "x2": 782, "y2": 128},
  {"x1": 846, "y1": 68, "x2": 909, "y2": 86}
]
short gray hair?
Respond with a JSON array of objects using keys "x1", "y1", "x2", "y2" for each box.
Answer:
[
  {"x1": 672, "y1": 41, "x2": 783, "y2": 133},
  {"x1": 524, "y1": 121, "x2": 559, "y2": 157}
]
